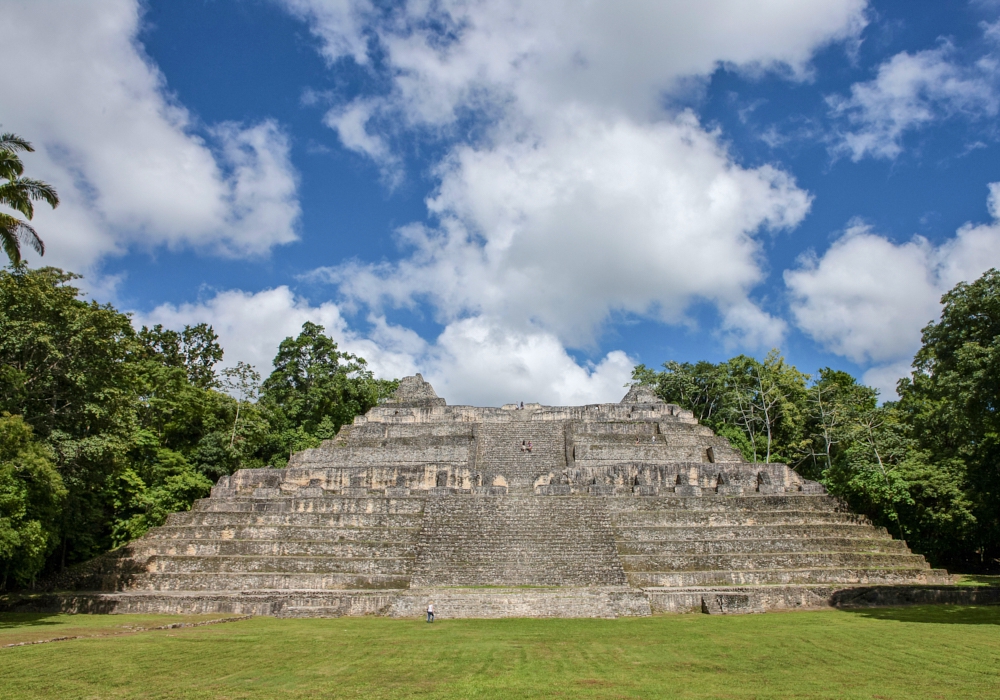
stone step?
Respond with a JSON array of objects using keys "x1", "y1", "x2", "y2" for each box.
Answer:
[
  {"x1": 288, "y1": 443, "x2": 473, "y2": 469},
  {"x1": 135, "y1": 539, "x2": 418, "y2": 558},
  {"x1": 617, "y1": 537, "x2": 910, "y2": 555},
  {"x1": 346, "y1": 423, "x2": 476, "y2": 440},
  {"x1": 628, "y1": 567, "x2": 949, "y2": 588},
  {"x1": 388, "y1": 587, "x2": 651, "y2": 619},
  {"x1": 146, "y1": 525, "x2": 422, "y2": 542},
  {"x1": 167, "y1": 511, "x2": 424, "y2": 528},
  {"x1": 603, "y1": 495, "x2": 843, "y2": 513},
  {"x1": 611, "y1": 511, "x2": 870, "y2": 526},
  {"x1": 146, "y1": 555, "x2": 413, "y2": 575},
  {"x1": 192, "y1": 497, "x2": 425, "y2": 515},
  {"x1": 129, "y1": 572, "x2": 411, "y2": 591},
  {"x1": 619, "y1": 552, "x2": 929, "y2": 572},
  {"x1": 614, "y1": 524, "x2": 889, "y2": 541}
]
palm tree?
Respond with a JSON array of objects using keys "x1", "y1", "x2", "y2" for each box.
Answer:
[{"x1": 0, "y1": 133, "x2": 59, "y2": 266}]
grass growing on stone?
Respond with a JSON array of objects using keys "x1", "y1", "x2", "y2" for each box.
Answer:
[
  {"x1": 1, "y1": 606, "x2": 999, "y2": 699},
  {"x1": 956, "y1": 574, "x2": 1000, "y2": 587}
]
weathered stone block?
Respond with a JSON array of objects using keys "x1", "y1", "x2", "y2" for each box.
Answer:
[
  {"x1": 716, "y1": 485, "x2": 745, "y2": 496},
  {"x1": 674, "y1": 485, "x2": 702, "y2": 496}
]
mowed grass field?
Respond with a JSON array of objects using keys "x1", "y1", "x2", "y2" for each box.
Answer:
[{"x1": 1, "y1": 606, "x2": 999, "y2": 699}]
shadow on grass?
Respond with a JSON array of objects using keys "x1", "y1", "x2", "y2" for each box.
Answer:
[
  {"x1": 843, "y1": 604, "x2": 1000, "y2": 625},
  {"x1": 0, "y1": 613, "x2": 61, "y2": 630},
  {"x1": 956, "y1": 575, "x2": 1000, "y2": 587}
]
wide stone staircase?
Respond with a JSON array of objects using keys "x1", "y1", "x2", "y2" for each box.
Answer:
[
  {"x1": 82, "y1": 493, "x2": 424, "y2": 616},
  {"x1": 473, "y1": 421, "x2": 567, "y2": 492},
  {"x1": 399, "y1": 494, "x2": 648, "y2": 618},
  {"x1": 606, "y1": 494, "x2": 949, "y2": 613},
  {"x1": 410, "y1": 495, "x2": 625, "y2": 586}
]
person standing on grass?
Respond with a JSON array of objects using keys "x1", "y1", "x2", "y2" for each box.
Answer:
[{"x1": 427, "y1": 601, "x2": 435, "y2": 623}]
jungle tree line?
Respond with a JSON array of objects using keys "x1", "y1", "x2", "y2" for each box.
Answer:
[
  {"x1": 4, "y1": 265, "x2": 1000, "y2": 588},
  {"x1": 0, "y1": 266, "x2": 397, "y2": 589},
  {"x1": 633, "y1": 270, "x2": 1000, "y2": 571}
]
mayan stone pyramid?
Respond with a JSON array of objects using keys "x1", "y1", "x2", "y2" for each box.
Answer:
[{"x1": 46, "y1": 375, "x2": 951, "y2": 617}]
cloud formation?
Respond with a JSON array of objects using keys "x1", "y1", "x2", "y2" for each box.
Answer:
[
  {"x1": 138, "y1": 289, "x2": 633, "y2": 406},
  {"x1": 323, "y1": 112, "x2": 809, "y2": 347},
  {"x1": 288, "y1": 0, "x2": 865, "y2": 354},
  {"x1": 785, "y1": 184, "x2": 1000, "y2": 395},
  {"x1": 828, "y1": 42, "x2": 1000, "y2": 160},
  {"x1": 0, "y1": 0, "x2": 301, "y2": 272}
]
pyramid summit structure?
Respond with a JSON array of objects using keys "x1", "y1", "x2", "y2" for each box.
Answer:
[{"x1": 35, "y1": 376, "x2": 956, "y2": 617}]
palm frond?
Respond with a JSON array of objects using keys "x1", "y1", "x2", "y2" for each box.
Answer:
[
  {"x1": 0, "y1": 183, "x2": 35, "y2": 218},
  {"x1": 0, "y1": 178, "x2": 60, "y2": 219},
  {"x1": 14, "y1": 178, "x2": 59, "y2": 208},
  {"x1": 0, "y1": 133, "x2": 34, "y2": 153},
  {"x1": 0, "y1": 211, "x2": 44, "y2": 265},
  {"x1": 0, "y1": 149, "x2": 25, "y2": 180}
]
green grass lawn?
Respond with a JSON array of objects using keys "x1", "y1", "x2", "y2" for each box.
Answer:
[{"x1": 1, "y1": 606, "x2": 998, "y2": 699}]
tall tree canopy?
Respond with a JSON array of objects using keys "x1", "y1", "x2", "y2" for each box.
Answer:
[
  {"x1": 633, "y1": 316, "x2": 993, "y2": 571},
  {"x1": 0, "y1": 134, "x2": 59, "y2": 265},
  {"x1": 897, "y1": 268, "x2": 1000, "y2": 568},
  {"x1": 0, "y1": 267, "x2": 397, "y2": 588}
]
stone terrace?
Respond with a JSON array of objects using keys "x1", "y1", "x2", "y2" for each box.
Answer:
[{"x1": 38, "y1": 375, "x2": 953, "y2": 618}]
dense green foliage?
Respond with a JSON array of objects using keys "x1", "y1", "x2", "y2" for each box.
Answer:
[
  {"x1": 0, "y1": 267, "x2": 396, "y2": 588},
  {"x1": 897, "y1": 269, "x2": 1000, "y2": 568},
  {"x1": 633, "y1": 271, "x2": 1000, "y2": 570},
  {"x1": 0, "y1": 415, "x2": 65, "y2": 589},
  {"x1": 1, "y1": 608, "x2": 999, "y2": 699}
]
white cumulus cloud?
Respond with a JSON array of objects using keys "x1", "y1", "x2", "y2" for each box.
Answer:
[
  {"x1": 828, "y1": 43, "x2": 1000, "y2": 160},
  {"x1": 785, "y1": 184, "x2": 1000, "y2": 396},
  {"x1": 0, "y1": 0, "x2": 301, "y2": 272},
  {"x1": 136, "y1": 290, "x2": 633, "y2": 406},
  {"x1": 324, "y1": 111, "x2": 810, "y2": 346},
  {"x1": 287, "y1": 0, "x2": 865, "y2": 356}
]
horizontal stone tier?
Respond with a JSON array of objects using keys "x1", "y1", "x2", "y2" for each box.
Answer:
[
  {"x1": 618, "y1": 552, "x2": 929, "y2": 572},
  {"x1": 192, "y1": 496, "x2": 426, "y2": 514},
  {"x1": 616, "y1": 537, "x2": 911, "y2": 555},
  {"x1": 135, "y1": 539, "x2": 419, "y2": 558},
  {"x1": 610, "y1": 510, "x2": 873, "y2": 526},
  {"x1": 628, "y1": 567, "x2": 951, "y2": 588},
  {"x1": 387, "y1": 587, "x2": 651, "y2": 619},
  {"x1": 145, "y1": 555, "x2": 413, "y2": 575},
  {"x1": 603, "y1": 495, "x2": 844, "y2": 512},
  {"x1": 613, "y1": 523, "x2": 890, "y2": 541},
  {"x1": 13, "y1": 584, "x2": 998, "y2": 618},
  {"x1": 146, "y1": 525, "x2": 422, "y2": 542},
  {"x1": 167, "y1": 512, "x2": 425, "y2": 528},
  {"x1": 131, "y1": 572, "x2": 411, "y2": 591}
]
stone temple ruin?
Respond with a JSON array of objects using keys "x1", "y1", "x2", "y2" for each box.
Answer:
[{"x1": 42, "y1": 375, "x2": 957, "y2": 617}]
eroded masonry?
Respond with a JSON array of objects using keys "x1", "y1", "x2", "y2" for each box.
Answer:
[{"x1": 45, "y1": 375, "x2": 957, "y2": 617}]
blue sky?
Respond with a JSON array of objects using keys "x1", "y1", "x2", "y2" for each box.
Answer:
[{"x1": 4, "y1": 0, "x2": 1000, "y2": 405}]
